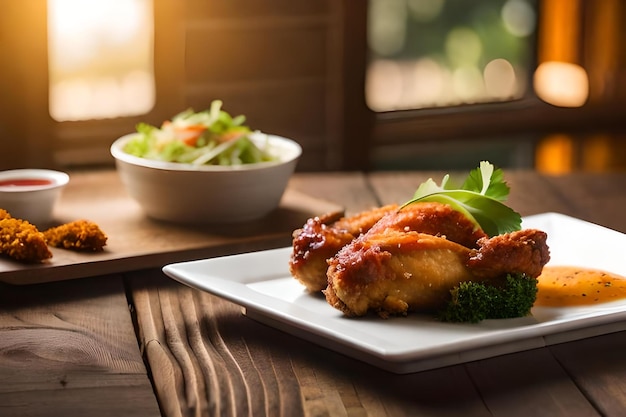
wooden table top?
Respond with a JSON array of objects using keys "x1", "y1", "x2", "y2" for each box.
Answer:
[{"x1": 1, "y1": 168, "x2": 626, "y2": 417}]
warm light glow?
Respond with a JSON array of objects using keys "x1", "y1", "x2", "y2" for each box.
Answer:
[
  {"x1": 534, "y1": 61, "x2": 589, "y2": 107},
  {"x1": 366, "y1": 59, "x2": 459, "y2": 111},
  {"x1": 582, "y1": 135, "x2": 612, "y2": 172},
  {"x1": 484, "y1": 59, "x2": 518, "y2": 99},
  {"x1": 365, "y1": 60, "x2": 405, "y2": 111},
  {"x1": 452, "y1": 66, "x2": 484, "y2": 102},
  {"x1": 47, "y1": 0, "x2": 155, "y2": 121},
  {"x1": 535, "y1": 134, "x2": 574, "y2": 173}
]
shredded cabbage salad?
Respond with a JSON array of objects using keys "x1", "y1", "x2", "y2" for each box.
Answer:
[{"x1": 123, "y1": 100, "x2": 277, "y2": 166}]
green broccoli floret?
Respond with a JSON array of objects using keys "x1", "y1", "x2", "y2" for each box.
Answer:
[{"x1": 438, "y1": 273, "x2": 538, "y2": 323}]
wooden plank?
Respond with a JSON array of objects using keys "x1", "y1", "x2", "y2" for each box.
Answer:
[
  {"x1": 465, "y1": 349, "x2": 600, "y2": 417},
  {"x1": 0, "y1": 170, "x2": 341, "y2": 285},
  {"x1": 0, "y1": 275, "x2": 160, "y2": 417},
  {"x1": 288, "y1": 171, "x2": 380, "y2": 215},
  {"x1": 129, "y1": 270, "x2": 491, "y2": 417},
  {"x1": 130, "y1": 271, "x2": 304, "y2": 417},
  {"x1": 549, "y1": 331, "x2": 626, "y2": 416},
  {"x1": 544, "y1": 172, "x2": 626, "y2": 233},
  {"x1": 504, "y1": 170, "x2": 583, "y2": 217},
  {"x1": 366, "y1": 170, "x2": 438, "y2": 205}
]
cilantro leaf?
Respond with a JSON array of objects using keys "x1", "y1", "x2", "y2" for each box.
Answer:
[
  {"x1": 461, "y1": 160, "x2": 510, "y2": 201},
  {"x1": 400, "y1": 161, "x2": 521, "y2": 236}
]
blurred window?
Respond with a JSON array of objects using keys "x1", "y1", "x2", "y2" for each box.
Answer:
[
  {"x1": 47, "y1": 0, "x2": 155, "y2": 121},
  {"x1": 366, "y1": 0, "x2": 538, "y2": 111}
]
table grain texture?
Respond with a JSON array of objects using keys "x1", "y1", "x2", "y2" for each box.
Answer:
[{"x1": 1, "y1": 169, "x2": 626, "y2": 417}]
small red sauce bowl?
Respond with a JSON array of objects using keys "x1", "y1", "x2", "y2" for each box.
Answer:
[{"x1": 0, "y1": 169, "x2": 70, "y2": 226}]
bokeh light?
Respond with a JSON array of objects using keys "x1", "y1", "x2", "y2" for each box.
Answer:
[
  {"x1": 484, "y1": 58, "x2": 518, "y2": 99},
  {"x1": 366, "y1": 0, "x2": 536, "y2": 112},
  {"x1": 534, "y1": 61, "x2": 589, "y2": 107},
  {"x1": 502, "y1": 0, "x2": 536, "y2": 37}
]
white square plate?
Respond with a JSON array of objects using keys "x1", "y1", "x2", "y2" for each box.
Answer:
[{"x1": 163, "y1": 213, "x2": 626, "y2": 373}]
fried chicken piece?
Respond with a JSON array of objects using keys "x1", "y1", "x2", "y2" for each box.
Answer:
[
  {"x1": 0, "y1": 214, "x2": 52, "y2": 262},
  {"x1": 467, "y1": 229, "x2": 550, "y2": 279},
  {"x1": 290, "y1": 202, "x2": 488, "y2": 293},
  {"x1": 289, "y1": 205, "x2": 398, "y2": 292},
  {"x1": 325, "y1": 230, "x2": 475, "y2": 317},
  {"x1": 0, "y1": 209, "x2": 11, "y2": 220},
  {"x1": 367, "y1": 202, "x2": 488, "y2": 248},
  {"x1": 325, "y1": 211, "x2": 550, "y2": 318},
  {"x1": 43, "y1": 220, "x2": 108, "y2": 251}
]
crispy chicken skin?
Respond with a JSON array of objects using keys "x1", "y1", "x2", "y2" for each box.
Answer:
[
  {"x1": 467, "y1": 229, "x2": 550, "y2": 280},
  {"x1": 0, "y1": 209, "x2": 52, "y2": 262},
  {"x1": 324, "y1": 206, "x2": 550, "y2": 317},
  {"x1": 289, "y1": 202, "x2": 487, "y2": 292},
  {"x1": 325, "y1": 230, "x2": 474, "y2": 317},
  {"x1": 43, "y1": 220, "x2": 108, "y2": 251},
  {"x1": 289, "y1": 205, "x2": 398, "y2": 292},
  {"x1": 367, "y1": 202, "x2": 488, "y2": 248}
]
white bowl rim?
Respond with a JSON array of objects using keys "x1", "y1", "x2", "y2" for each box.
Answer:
[
  {"x1": 0, "y1": 169, "x2": 69, "y2": 192},
  {"x1": 111, "y1": 132, "x2": 302, "y2": 172}
]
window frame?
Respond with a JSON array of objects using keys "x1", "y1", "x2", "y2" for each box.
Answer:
[{"x1": 343, "y1": 0, "x2": 626, "y2": 171}]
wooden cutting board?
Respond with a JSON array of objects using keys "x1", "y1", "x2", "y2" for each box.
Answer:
[{"x1": 0, "y1": 169, "x2": 342, "y2": 285}]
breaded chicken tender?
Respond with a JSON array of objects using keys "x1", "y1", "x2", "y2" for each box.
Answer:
[
  {"x1": 43, "y1": 220, "x2": 108, "y2": 251},
  {"x1": 0, "y1": 211, "x2": 53, "y2": 262}
]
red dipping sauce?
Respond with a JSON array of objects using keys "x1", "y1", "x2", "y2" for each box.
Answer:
[{"x1": 0, "y1": 178, "x2": 54, "y2": 187}]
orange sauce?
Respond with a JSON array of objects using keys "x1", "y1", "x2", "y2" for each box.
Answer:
[{"x1": 535, "y1": 266, "x2": 626, "y2": 307}]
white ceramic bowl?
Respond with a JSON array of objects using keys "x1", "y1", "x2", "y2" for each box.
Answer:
[
  {"x1": 0, "y1": 169, "x2": 70, "y2": 226},
  {"x1": 110, "y1": 132, "x2": 302, "y2": 224}
]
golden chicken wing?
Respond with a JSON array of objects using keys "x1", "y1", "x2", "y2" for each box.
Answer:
[
  {"x1": 289, "y1": 205, "x2": 398, "y2": 292},
  {"x1": 325, "y1": 230, "x2": 474, "y2": 317},
  {"x1": 367, "y1": 202, "x2": 488, "y2": 248},
  {"x1": 290, "y1": 202, "x2": 489, "y2": 293},
  {"x1": 324, "y1": 204, "x2": 550, "y2": 318}
]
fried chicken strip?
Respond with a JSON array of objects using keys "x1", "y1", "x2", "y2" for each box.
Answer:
[
  {"x1": 0, "y1": 209, "x2": 52, "y2": 262},
  {"x1": 324, "y1": 206, "x2": 550, "y2": 317},
  {"x1": 43, "y1": 220, "x2": 108, "y2": 251}
]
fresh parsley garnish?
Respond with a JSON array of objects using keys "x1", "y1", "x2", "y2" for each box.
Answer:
[{"x1": 400, "y1": 161, "x2": 522, "y2": 236}]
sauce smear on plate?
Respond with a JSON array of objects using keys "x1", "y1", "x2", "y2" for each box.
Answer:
[{"x1": 536, "y1": 266, "x2": 626, "y2": 307}]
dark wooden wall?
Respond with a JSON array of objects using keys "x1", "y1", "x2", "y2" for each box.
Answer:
[{"x1": 0, "y1": 0, "x2": 358, "y2": 172}]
